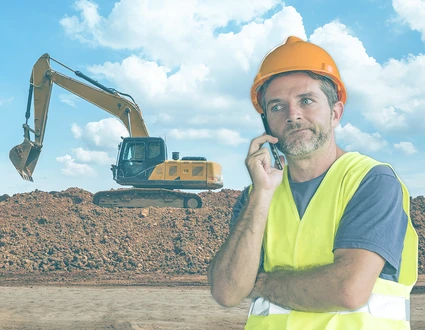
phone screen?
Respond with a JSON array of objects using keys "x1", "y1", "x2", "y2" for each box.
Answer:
[{"x1": 261, "y1": 113, "x2": 283, "y2": 170}]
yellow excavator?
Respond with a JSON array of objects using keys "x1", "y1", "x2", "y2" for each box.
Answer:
[{"x1": 9, "y1": 54, "x2": 223, "y2": 208}]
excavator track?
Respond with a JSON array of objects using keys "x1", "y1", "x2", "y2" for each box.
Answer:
[{"x1": 92, "y1": 188, "x2": 202, "y2": 209}]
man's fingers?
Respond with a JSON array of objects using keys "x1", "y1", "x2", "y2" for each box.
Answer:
[
  {"x1": 245, "y1": 147, "x2": 271, "y2": 168},
  {"x1": 245, "y1": 135, "x2": 285, "y2": 192},
  {"x1": 247, "y1": 134, "x2": 279, "y2": 157}
]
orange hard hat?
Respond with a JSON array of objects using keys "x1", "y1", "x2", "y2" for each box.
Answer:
[{"x1": 251, "y1": 36, "x2": 347, "y2": 114}]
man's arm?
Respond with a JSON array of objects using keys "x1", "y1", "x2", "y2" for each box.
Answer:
[
  {"x1": 250, "y1": 248, "x2": 385, "y2": 312},
  {"x1": 207, "y1": 134, "x2": 284, "y2": 307},
  {"x1": 208, "y1": 189, "x2": 272, "y2": 307}
]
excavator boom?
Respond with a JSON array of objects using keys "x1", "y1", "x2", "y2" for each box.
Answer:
[{"x1": 10, "y1": 53, "x2": 148, "y2": 181}]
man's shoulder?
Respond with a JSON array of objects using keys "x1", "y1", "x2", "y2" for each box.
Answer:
[
  {"x1": 349, "y1": 152, "x2": 398, "y2": 179},
  {"x1": 366, "y1": 164, "x2": 397, "y2": 177},
  {"x1": 338, "y1": 152, "x2": 397, "y2": 178},
  {"x1": 351, "y1": 152, "x2": 394, "y2": 169}
]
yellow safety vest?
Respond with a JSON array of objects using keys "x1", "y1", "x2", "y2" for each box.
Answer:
[{"x1": 245, "y1": 152, "x2": 418, "y2": 330}]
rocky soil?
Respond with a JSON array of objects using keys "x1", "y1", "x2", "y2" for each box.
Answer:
[{"x1": 0, "y1": 188, "x2": 423, "y2": 285}]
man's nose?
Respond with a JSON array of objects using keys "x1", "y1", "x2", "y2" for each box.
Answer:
[{"x1": 286, "y1": 103, "x2": 302, "y2": 123}]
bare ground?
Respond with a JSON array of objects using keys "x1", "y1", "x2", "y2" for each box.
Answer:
[
  {"x1": 0, "y1": 275, "x2": 423, "y2": 330},
  {"x1": 0, "y1": 285, "x2": 248, "y2": 330},
  {"x1": 0, "y1": 285, "x2": 424, "y2": 330}
]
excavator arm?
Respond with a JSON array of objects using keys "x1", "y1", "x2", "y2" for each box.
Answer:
[{"x1": 10, "y1": 53, "x2": 148, "y2": 181}]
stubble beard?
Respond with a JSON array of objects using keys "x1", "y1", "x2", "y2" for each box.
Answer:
[{"x1": 277, "y1": 123, "x2": 332, "y2": 157}]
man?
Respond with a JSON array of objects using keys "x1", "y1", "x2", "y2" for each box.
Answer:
[{"x1": 207, "y1": 36, "x2": 418, "y2": 329}]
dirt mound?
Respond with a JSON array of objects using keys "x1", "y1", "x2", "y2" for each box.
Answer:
[
  {"x1": 0, "y1": 188, "x2": 238, "y2": 282},
  {"x1": 0, "y1": 188, "x2": 423, "y2": 284}
]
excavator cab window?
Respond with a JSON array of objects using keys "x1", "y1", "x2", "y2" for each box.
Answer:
[
  {"x1": 148, "y1": 141, "x2": 161, "y2": 159},
  {"x1": 121, "y1": 142, "x2": 146, "y2": 177},
  {"x1": 133, "y1": 143, "x2": 145, "y2": 161},
  {"x1": 123, "y1": 142, "x2": 145, "y2": 161}
]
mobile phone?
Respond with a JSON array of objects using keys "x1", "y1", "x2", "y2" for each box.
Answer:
[{"x1": 261, "y1": 113, "x2": 283, "y2": 170}]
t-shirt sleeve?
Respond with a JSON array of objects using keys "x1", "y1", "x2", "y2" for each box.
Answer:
[
  {"x1": 333, "y1": 165, "x2": 408, "y2": 281},
  {"x1": 229, "y1": 187, "x2": 250, "y2": 232}
]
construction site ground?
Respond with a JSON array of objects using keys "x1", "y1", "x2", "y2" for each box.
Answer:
[{"x1": 0, "y1": 188, "x2": 424, "y2": 329}]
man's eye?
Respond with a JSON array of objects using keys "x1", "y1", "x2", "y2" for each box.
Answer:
[
  {"x1": 270, "y1": 104, "x2": 284, "y2": 112},
  {"x1": 301, "y1": 98, "x2": 313, "y2": 105}
]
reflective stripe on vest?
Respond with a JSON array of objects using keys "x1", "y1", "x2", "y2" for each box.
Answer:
[{"x1": 249, "y1": 293, "x2": 410, "y2": 321}]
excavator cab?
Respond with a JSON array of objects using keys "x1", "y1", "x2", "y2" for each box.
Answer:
[{"x1": 112, "y1": 137, "x2": 167, "y2": 186}]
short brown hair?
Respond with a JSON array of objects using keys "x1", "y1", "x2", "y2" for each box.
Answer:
[{"x1": 259, "y1": 71, "x2": 339, "y2": 111}]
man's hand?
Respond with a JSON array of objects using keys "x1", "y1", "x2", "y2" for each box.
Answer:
[
  {"x1": 248, "y1": 272, "x2": 267, "y2": 299},
  {"x1": 245, "y1": 134, "x2": 284, "y2": 193}
]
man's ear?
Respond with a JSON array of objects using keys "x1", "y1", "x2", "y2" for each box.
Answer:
[{"x1": 331, "y1": 101, "x2": 344, "y2": 128}]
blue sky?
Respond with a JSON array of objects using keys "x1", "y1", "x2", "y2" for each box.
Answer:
[{"x1": 1, "y1": 0, "x2": 425, "y2": 197}]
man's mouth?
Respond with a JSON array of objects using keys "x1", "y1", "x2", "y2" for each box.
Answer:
[{"x1": 289, "y1": 128, "x2": 309, "y2": 135}]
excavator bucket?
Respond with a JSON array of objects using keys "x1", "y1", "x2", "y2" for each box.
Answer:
[{"x1": 9, "y1": 139, "x2": 42, "y2": 182}]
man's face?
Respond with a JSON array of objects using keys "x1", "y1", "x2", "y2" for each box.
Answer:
[{"x1": 263, "y1": 72, "x2": 338, "y2": 157}]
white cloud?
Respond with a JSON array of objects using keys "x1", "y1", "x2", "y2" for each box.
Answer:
[
  {"x1": 61, "y1": 1, "x2": 306, "y2": 131},
  {"x1": 168, "y1": 64, "x2": 210, "y2": 93},
  {"x1": 56, "y1": 154, "x2": 96, "y2": 176},
  {"x1": 71, "y1": 123, "x2": 83, "y2": 139},
  {"x1": 71, "y1": 118, "x2": 128, "y2": 149},
  {"x1": 72, "y1": 147, "x2": 114, "y2": 165},
  {"x1": 364, "y1": 106, "x2": 408, "y2": 130},
  {"x1": 158, "y1": 113, "x2": 173, "y2": 122},
  {"x1": 168, "y1": 128, "x2": 248, "y2": 146},
  {"x1": 88, "y1": 56, "x2": 170, "y2": 99},
  {"x1": 60, "y1": 5, "x2": 425, "y2": 141},
  {"x1": 60, "y1": 0, "x2": 102, "y2": 44},
  {"x1": 169, "y1": 128, "x2": 212, "y2": 140},
  {"x1": 216, "y1": 128, "x2": 250, "y2": 146},
  {"x1": 310, "y1": 21, "x2": 425, "y2": 136},
  {"x1": 60, "y1": 0, "x2": 283, "y2": 55},
  {"x1": 335, "y1": 123, "x2": 388, "y2": 153},
  {"x1": 0, "y1": 97, "x2": 14, "y2": 106},
  {"x1": 392, "y1": 0, "x2": 425, "y2": 41},
  {"x1": 59, "y1": 93, "x2": 78, "y2": 107},
  {"x1": 88, "y1": 58, "x2": 211, "y2": 100},
  {"x1": 394, "y1": 141, "x2": 418, "y2": 155}
]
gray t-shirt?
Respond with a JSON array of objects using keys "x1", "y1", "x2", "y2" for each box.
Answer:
[{"x1": 230, "y1": 165, "x2": 408, "y2": 282}]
